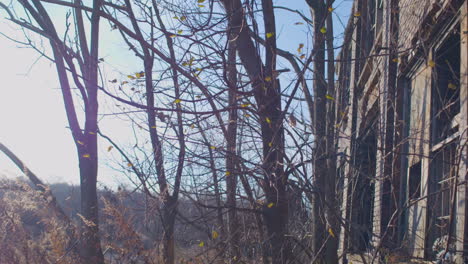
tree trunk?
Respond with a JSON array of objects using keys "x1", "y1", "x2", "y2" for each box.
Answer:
[
  {"x1": 226, "y1": 19, "x2": 241, "y2": 262},
  {"x1": 222, "y1": 1, "x2": 289, "y2": 262},
  {"x1": 324, "y1": 0, "x2": 339, "y2": 261},
  {"x1": 78, "y1": 153, "x2": 103, "y2": 263},
  {"x1": 162, "y1": 198, "x2": 177, "y2": 264},
  {"x1": 309, "y1": 2, "x2": 329, "y2": 261}
]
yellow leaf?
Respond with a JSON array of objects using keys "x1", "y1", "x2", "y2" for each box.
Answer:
[
  {"x1": 190, "y1": 124, "x2": 195, "y2": 129},
  {"x1": 169, "y1": 34, "x2": 176, "y2": 38},
  {"x1": 300, "y1": 54, "x2": 306, "y2": 60},
  {"x1": 127, "y1": 75, "x2": 135, "y2": 79},
  {"x1": 212, "y1": 231, "x2": 219, "y2": 239},
  {"x1": 328, "y1": 227, "x2": 335, "y2": 237},
  {"x1": 198, "y1": 241, "x2": 204, "y2": 247},
  {"x1": 107, "y1": 146, "x2": 113, "y2": 152},
  {"x1": 268, "y1": 142, "x2": 272, "y2": 147},
  {"x1": 135, "y1": 71, "x2": 145, "y2": 78},
  {"x1": 173, "y1": 16, "x2": 179, "y2": 20},
  {"x1": 265, "y1": 117, "x2": 271, "y2": 124},
  {"x1": 174, "y1": 98, "x2": 182, "y2": 104},
  {"x1": 240, "y1": 103, "x2": 250, "y2": 108},
  {"x1": 294, "y1": 22, "x2": 304, "y2": 25},
  {"x1": 198, "y1": 4, "x2": 205, "y2": 7},
  {"x1": 428, "y1": 60, "x2": 436, "y2": 67},
  {"x1": 392, "y1": 58, "x2": 399, "y2": 63},
  {"x1": 328, "y1": 7, "x2": 334, "y2": 12},
  {"x1": 265, "y1": 76, "x2": 272, "y2": 82},
  {"x1": 77, "y1": 140, "x2": 84, "y2": 145},
  {"x1": 320, "y1": 27, "x2": 327, "y2": 34},
  {"x1": 182, "y1": 57, "x2": 195, "y2": 67},
  {"x1": 82, "y1": 154, "x2": 90, "y2": 158},
  {"x1": 225, "y1": 171, "x2": 231, "y2": 176},
  {"x1": 244, "y1": 114, "x2": 251, "y2": 118},
  {"x1": 266, "y1": 32, "x2": 275, "y2": 39},
  {"x1": 197, "y1": 0, "x2": 205, "y2": 2},
  {"x1": 121, "y1": 81, "x2": 128, "y2": 85},
  {"x1": 448, "y1": 82, "x2": 457, "y2": 90},
  {"x1": 151, "y1": 125, "x2": 157, "y2": 128},
  {"x1": 180, "y1": 16, "x2": 187, "y2": 21},
  {"x1": 297, "y1": 43, "x2": 304, "y2": 53},
  {"x1": 177, "y1": 30, "x2": 183, "y2": 34},
  {"x1": 289, "y1": 114, "x2": 297, "y2": 127},
  {"x1": 354, "y1": 12, "x2": 361, "y2": 17},
  {"x1": 210, "y1": 146, "x2": 216, "y2": 150},
  {"x1": 267, "y1": 202, "x2": 274, "y2": 208},
  {"x1": 326, "y1": 94, "x2": 335, "y2": 100},
  {"x1": 127, "y1": 162, "x2": 133, "y2": 167}
]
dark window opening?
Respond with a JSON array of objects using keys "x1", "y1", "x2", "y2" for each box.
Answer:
[
  {"x1": 409, "y1": 162, "x2": 421, "y2": 200},
  {"x1": 427, "y1": 143, "x2": 457, "y2": 259},
  {"x1": 364, "y1": 0, "x2": 383, "y2": 55},
  {"x1": 338, "y1": 46, "x2": 352, "y2": 126},
  {"x1": 350, "y1": 128, "x2": 377, "y2": 252},
  {"x1": 364, "y1": 0, "x2": 377, "y2": 55},
  {"x1": 432, "y1": 25, "x2": 460, "y2": 143}
]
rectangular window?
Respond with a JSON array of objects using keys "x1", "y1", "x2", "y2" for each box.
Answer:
[
  {"x1": 432, "y1": 24, "x2": 461, "y2": 144},
  {"x1": 364, "y1": 0, "x2": 383, "y2": 55},
  {"x1": 350, "y1": 128, "x2": 376, "y2": 252},
  {"x1": 427, "y1": 142, "x2": 457, "y2": 259},
  {"x1": 367, "y1": 0, "x2": 376, "y2": 52},
  {"x1": 426, "y1": 21, "x2": 461, "y2": 260},
  {"x1": 408, "y1": 162, "x2": 421, "y2": 200}
]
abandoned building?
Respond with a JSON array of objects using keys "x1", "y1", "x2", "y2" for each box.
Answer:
[{"x1": 335, "y1": 0, "x2": 467, "y2": 262}]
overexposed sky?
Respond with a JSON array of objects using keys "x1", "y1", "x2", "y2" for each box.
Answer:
[
  {"x1": 0, "y1": 1, "x2": 351, "y2": 188},
  {"x1": 0, "y1": 36, "x2": 79, "y2": 184},
  {"x1": 0, "y1": 4, "x2": 139, "y2": 188}
]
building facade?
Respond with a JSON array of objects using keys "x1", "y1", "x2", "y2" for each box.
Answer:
[{"x1": 335, "y1": 0, "x2": 468, "y2": 262}]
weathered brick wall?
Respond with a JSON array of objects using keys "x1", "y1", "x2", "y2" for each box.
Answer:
[{"x1": 398, "y1": 0, "x2": 436, "y2": 51}]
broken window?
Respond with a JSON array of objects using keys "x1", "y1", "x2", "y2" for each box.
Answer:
[
  {"x1": 366, "y1": 0, "x2": 376, "y2": 53},
  {"x1": 337, "y1": 45, "x2": 352, "y2": 128},
  {"x1": 349, "y1": 126, "x2": 376, "y2": 252},
  {"x1": 426, "y1": 21, "x2": 461, "y2": 260},
  {"x1": 364, "y1": 0, "x2": 383, "y2": 55},
  {"x1": 405, "y1": 61, "x2": 431, "y2": 204},
  {"x1": 432, "y1": 24, "x2": 460, "y2": 144},
  {"x1": 427, "y1": 142, "x2": 458, "y2": 259}
]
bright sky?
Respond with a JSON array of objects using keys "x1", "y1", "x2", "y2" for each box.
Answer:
[{"x1": 0, "y1": 1, "x2": 352, "y2": 188}]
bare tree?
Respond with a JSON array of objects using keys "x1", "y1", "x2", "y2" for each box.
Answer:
[
  {"x1": 305, "y1": 0, "x2": 339, "y2": 262},
  {"x1": 0, "y1": 1, "x2": 105, "y2": 262},
  {"x1": 221, "y1": 1, "x2": 291, "y2": 263}
]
